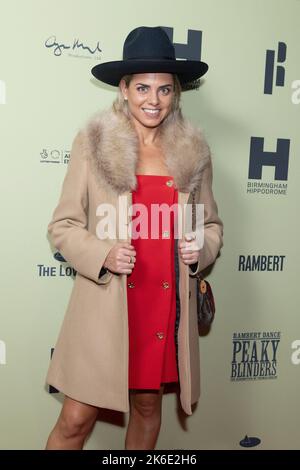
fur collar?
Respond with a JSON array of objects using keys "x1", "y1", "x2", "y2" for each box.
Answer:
[{"x1": 85, "y1": 106, "x2": 210, "y2": 195}]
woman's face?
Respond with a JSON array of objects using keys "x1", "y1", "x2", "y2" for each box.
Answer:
[{"x1": 120, "y1": 72, "x2": 174, "y2": 129}]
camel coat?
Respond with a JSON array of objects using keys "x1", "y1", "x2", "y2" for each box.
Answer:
[{"x1": 46, "y1": 107, "x2": 223, "y2": 415}]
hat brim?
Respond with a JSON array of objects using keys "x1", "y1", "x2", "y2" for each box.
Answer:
[{"x1": 91, "y1": 59, "x2": 208, "y2": 86}]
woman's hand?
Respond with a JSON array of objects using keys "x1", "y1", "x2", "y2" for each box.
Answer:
[
  {"x1": 179, "y1": 234, "x2": 200, "y2": 265},
  {"x1": 103, "y1": 242, "x2": 136, "y2": 274}
]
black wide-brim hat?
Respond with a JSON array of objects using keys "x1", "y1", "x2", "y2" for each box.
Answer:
[{"x1": 91, "y1": 26, "x2": 208, "y2": 87}]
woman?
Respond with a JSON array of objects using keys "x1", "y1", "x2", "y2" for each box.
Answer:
[{"x1": 45, "y1": 26, "x2": 223, "y2": 450}]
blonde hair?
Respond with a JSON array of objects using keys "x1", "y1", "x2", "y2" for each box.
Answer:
[{"x1": 113, "y1": 74, "x2": 182, "y2": 118}]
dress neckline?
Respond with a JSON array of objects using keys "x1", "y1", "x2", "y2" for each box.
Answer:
[{"x1": 136, "y1": 174, "x2": 173, "y2": 178}]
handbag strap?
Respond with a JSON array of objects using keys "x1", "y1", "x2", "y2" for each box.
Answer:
[
  {"x1": 191, "y1": 188, "x2": 196, "y2": 232},
  {"x1": 191, "y1": 189, "x2": 203, "y2": 281}
]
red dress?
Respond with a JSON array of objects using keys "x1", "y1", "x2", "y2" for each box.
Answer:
[{"x1": 127, "y1": 174, "x2": 179, "y2": 389}]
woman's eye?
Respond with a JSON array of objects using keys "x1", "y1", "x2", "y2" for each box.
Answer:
[
  {"x1": 161, "y1": 88, "x2": 171, "y2": 95},
  {"x1": 137, "y1": 86, "x2": 148, "y2": 93}
]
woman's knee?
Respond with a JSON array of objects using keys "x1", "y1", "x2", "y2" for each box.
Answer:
[
  {"x1": 130, "y1": 392, "x2": 162, "y2": 419},
  {"x1": 57, "y1": 397, "x2": 98, "y2": 440}
]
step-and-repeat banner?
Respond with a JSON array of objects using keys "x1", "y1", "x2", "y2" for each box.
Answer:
[{"x1": 1, "y1": 0, "x2": 299, "y2": 450}]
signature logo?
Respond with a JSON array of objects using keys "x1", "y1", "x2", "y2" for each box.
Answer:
[{"x1": 45, "y1": 35, "x2": 102, "y2": 57}]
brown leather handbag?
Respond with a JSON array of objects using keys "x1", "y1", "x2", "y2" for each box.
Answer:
[
  {"x1": 196, "y1": 274, "x2": 215, "y2": 327},
  {"x1": 191, "y1": 190, "x2": 216, "y2": 328}
]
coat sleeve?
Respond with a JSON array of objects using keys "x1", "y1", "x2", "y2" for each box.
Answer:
[
  {"x1": 48, "y1": 130, "x2": 114, "y2": 285},
  {"x1": 189, "y1": 158, "x2": 223, "y2": 276}
]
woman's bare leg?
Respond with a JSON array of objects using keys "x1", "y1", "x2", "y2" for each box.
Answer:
[
  {"x1": 46, "y1": 396, "x2": 99, "y2": 450},
  {"x1": 125, "y1": 385, "x2": 164, "y2": 450}
]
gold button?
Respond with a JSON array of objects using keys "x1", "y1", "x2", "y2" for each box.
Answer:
[
  {"x1": 162, "y1": 230, "x2": 169, "y2": 238},
  {"x1": 166, "y1": 179, "x2": 173, "y2": 187},
  {"x1": 162, "y1": 281, "x2": 169, "y2": 289},
  {"x1": 156, "y1": 332, "x2": 164, "y2": 340},
  {"x1": 128, "y1": 282, "x2": 135, "y2": 288}
]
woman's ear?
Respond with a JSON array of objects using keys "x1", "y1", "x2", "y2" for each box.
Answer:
[{"x1": 119, "y1": 79, "x2": 127, "y2": 100}]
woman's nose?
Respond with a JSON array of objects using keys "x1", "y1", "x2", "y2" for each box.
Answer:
[{"x1": 147, "y1": 90, "x2": 159, "y2": 105}]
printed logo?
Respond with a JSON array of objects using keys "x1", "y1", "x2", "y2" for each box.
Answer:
[
  {"x1": 262, "y1": 41, "x2": 300, "y2": 105},
  {"x1": 246, "y1": 137, "x2": 290, "y2": 196},
  {"x1": 239, "y1": 435, "x2": 261, "y2": 448},
  {"x1": 238, "y1": 255, "x2": 286, "y2": 271},
  {"x1": 0, "y1": 80, "x2": 6, "y2": 104},
  {"x1": 37, "y1": 252, "x2": 76, "y2": 278},
  {"x1": 45, "y1": 35, "x2": 102, "y2": 58},
  {"x1": 53, "y1": 252, "x2": 66, "y2": 262},
  {"x1": 40, "y1": 149, "x2": 70, "y2": 164},
  {"x1": 162, "y1": 27, "x2": 204, "y2": 89},
  {"x1": 264, "y1": 42, "x2": 286, "y2": 95},
  {"x1": 37, "y1": 264, "x2": 76, "y2": 278},
  {"x1": 162, "y1": 27, "x2": 203, "y2": 60},
  {"x1": 231, "y1": 331, "x2": 281, "y2": 381},
  {"x1": 0, "y1": 340, "x2": 6, "y2": 365},
  {"x1": 291, "y1": 340, "x2": 300, "y2": 365}
]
